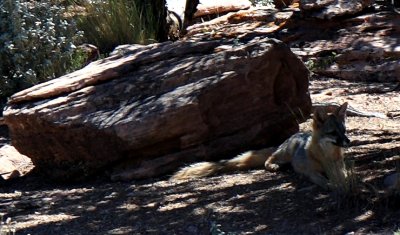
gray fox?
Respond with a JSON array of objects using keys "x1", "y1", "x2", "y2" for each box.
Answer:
[
  {"x1": 171, "y1": 102, "x2": 350, "y2": 189},
  {"x1": 265, "y1": 102, "x2": 350, "y2": 188}
]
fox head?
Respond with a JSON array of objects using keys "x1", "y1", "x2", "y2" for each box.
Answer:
[{"x1": 312, "y1": 102, "x2": 351, "y2": 148}]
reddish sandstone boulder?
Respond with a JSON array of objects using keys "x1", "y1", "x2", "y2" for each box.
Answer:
[{"x1": 4, "y1": 37, "x2": 311, "y2": 181}]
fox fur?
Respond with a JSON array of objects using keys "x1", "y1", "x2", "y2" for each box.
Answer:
[
  {"x1": 170, "y1": 148, "x2": 276, "y2": 180},
  {"x1": 171, "y1": 102, "x2": 350, "y2": 189}
]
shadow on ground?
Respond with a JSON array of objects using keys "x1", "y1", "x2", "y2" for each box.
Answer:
[{"x1": 1, "y1": 161, "x2": 400, "y2": 234}]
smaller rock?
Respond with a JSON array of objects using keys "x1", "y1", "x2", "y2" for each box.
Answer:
[{"x1": 0, "y1": 145, "x2": 34, "y2": 180}]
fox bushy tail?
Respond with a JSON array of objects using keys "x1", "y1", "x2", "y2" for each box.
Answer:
[{"x1": 170, "y1": 148, "x2": 276, "y2": 180}]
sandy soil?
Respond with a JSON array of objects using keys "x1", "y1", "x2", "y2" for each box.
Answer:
[{"x1": 1, "y1": 77, "x2": 400, "y2": 235}]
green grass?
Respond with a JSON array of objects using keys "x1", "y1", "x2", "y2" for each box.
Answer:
[
  {"x1": 70, "y1": 47, "x2": 90, "y2": 69},
  {"x1": 305, "y1": 51, "x2": 337, "y2": 72},
  {"x1": 77, "y1": 0, "x2": 159, "y2": 54}
]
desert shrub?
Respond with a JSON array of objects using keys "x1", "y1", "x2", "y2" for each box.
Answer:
[
  {"x1": 318, "y1": 146, "x2": 359, "y2": 195},
  {"x1": 324, "y1": 158, "x2": 358, "y2": 195},
  {"x1": 77, "y1": 0, "x2": 159, "y2": 54},
  {"x1": 0, "y1": 0, "x2": 84, "y2": 100}
]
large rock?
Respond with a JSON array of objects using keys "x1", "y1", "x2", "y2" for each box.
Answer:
[{"x1": 4, "y1": 37, "x2": 311, "y2": 181}]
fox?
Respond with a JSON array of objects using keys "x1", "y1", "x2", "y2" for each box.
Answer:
[
  {"x1": 265, "y1": 102, "x2": 350, "y2": 189},
  {"x1": 171, "y1": 102, "x2": 350, "y2": 189}
]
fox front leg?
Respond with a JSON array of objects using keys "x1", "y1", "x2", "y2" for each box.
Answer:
[
  {"x1": 306, "y1": 172, "x2": 330, "y2": 190},
  {"x1": 264, "y1": 151, "x2": 292, "y2": 171},
  {"x1": 265, "y1": 155, "x2": 281, "y2": 171},
  {"x1": 265, "y1": 135, "x2": 299, "y2": 171}
]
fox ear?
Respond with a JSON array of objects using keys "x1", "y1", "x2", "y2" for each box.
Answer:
[
  {"x1": 335, "y1": 102, "x2": 348, "y2": 121},
  {"x1": 313, "y1": 108, "x2": 327, "y2": 127}
]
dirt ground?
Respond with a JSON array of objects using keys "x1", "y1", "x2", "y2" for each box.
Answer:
[{"x1": 1, "y1": 77, "x2": 400, "y2": 234}]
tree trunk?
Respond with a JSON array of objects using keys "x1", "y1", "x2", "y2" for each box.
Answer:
[{"x1": 183, "y1": 0, "x2": 200, "y2": 33}]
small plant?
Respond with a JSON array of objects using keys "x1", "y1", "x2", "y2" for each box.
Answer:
[
  {"x1": 77, "y1": 0, "x2": 159, "y2": 54},
  {"x1": 305, "y1": 51, "x2": 337, "y2": 72},
  {"x1": 70, "y1": 47, "x2": 89, "y2": 69},
  {"x1": 0, "y1": 0, "x2": 84, "y2": 100},
  {"x1": 305, "y1": 59, "x2": 316, "y2": 71}
]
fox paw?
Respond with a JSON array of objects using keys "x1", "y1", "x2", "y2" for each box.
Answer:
[{"x1": 265, "y1": 163, "x2": 280, "y2": 171}]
